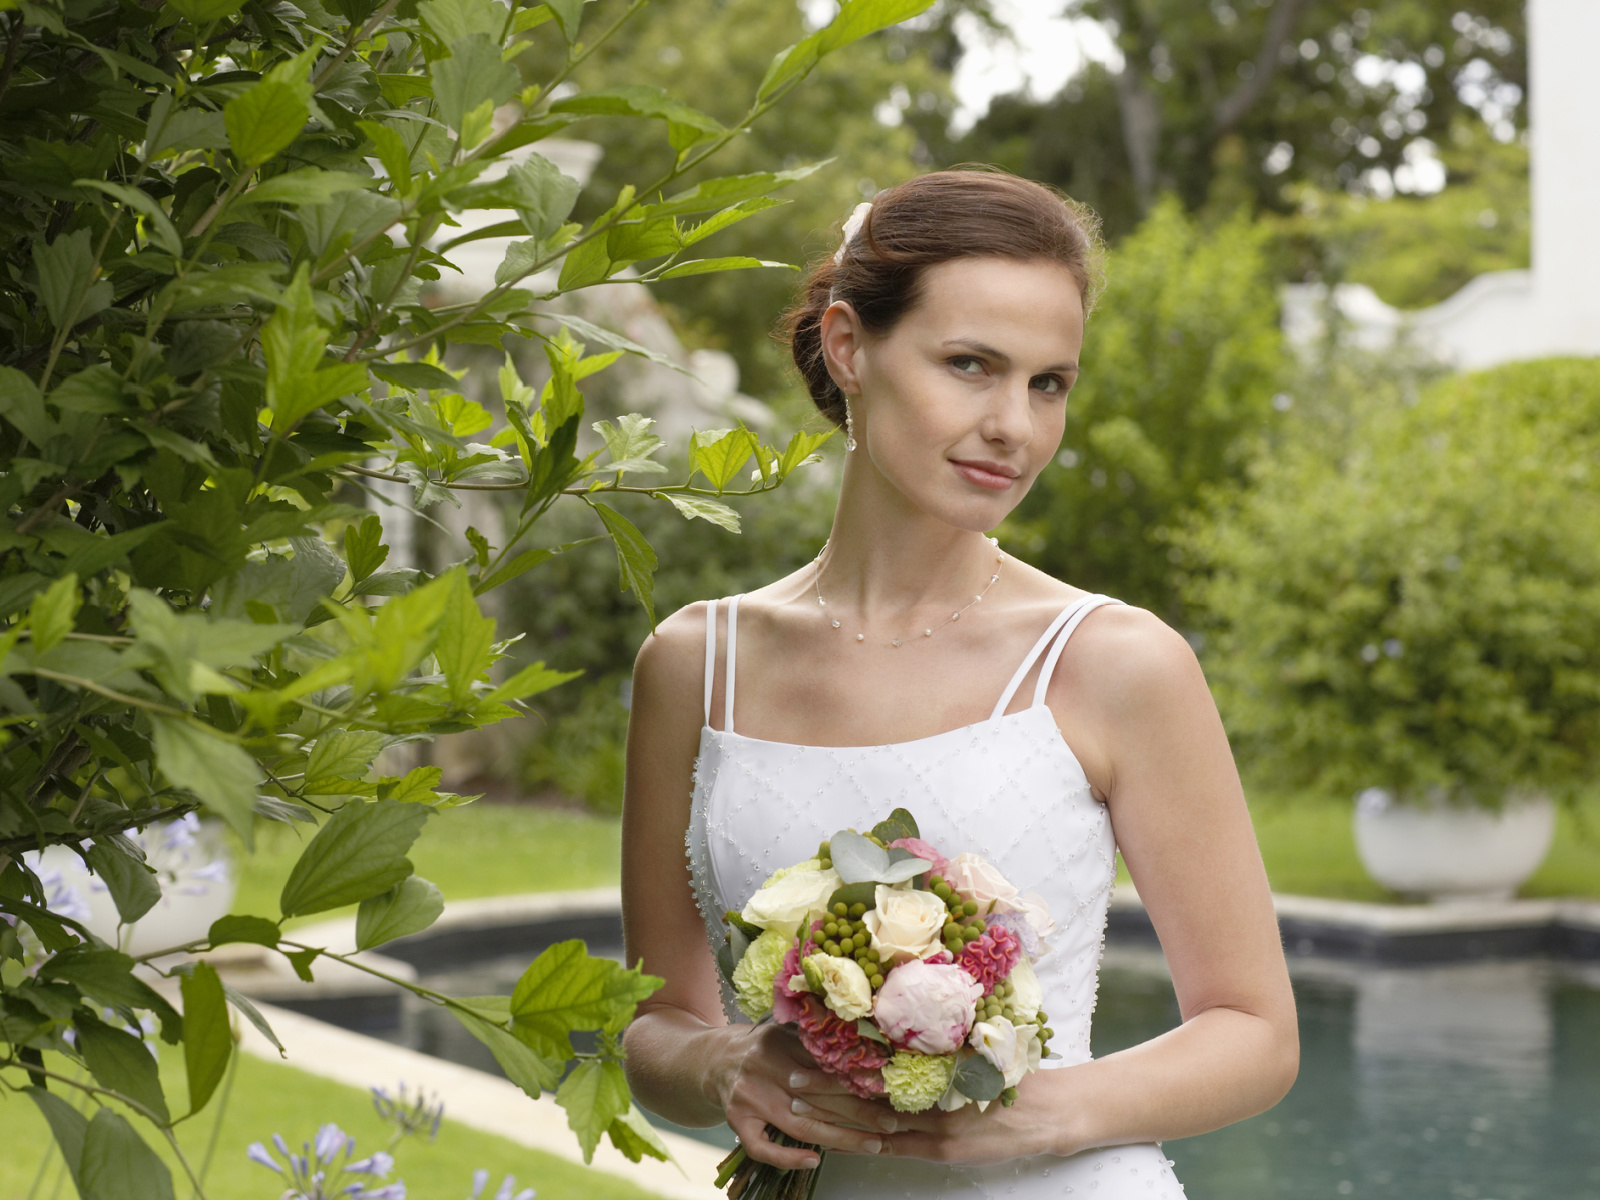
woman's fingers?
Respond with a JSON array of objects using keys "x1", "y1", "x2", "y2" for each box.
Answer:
[
  {"x1": 790, "y1": 1091, "x2": 899, "y2": 1134},
  {"x1": 728, "y1": 1078, "x2": 888, "y2": 1159},
  {"x1": 727, "y1": 1114, "x2": 824, "y2": 1171}
]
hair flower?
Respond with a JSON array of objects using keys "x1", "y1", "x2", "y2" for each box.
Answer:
[{"x1": 833, "y1": 201, "x2": 873, "y2": 265}]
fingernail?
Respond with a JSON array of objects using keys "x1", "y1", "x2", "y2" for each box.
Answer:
[
  {"x1": 878, "y1": 1115, "x2": 898, "y2": 1133},
  {"x1": 790, "y1": 1098, "x2": 813, "y2": 1115},
  {"x1": 863, "y1": 1139, "x2": 883, "y2": 1154},
  {"x1": 802, "y1": 1156, "x2": 821, "y2": 1169},
  {"x1": 789, "y1": 1072, "x2": 808, "y2": 1089}
]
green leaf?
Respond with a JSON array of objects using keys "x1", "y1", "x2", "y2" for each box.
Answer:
[
  {"x1": 509, "y1": 940, "x2": 662, "y2": 1059},
  {"x1": 431, "y1": 35, "x2": 519, "y2": 136},
  {"x1": 592, "y1": 503, "x2": 657, "y2": 626},
  {"x1": 343, "y1": 515, "x2": 389, "y2": 584},
  {"x1": 484, "y1": 661, "x2": 580, "y2": 705},
  {"x1": 80, "y1": 1109, "x2": 176, "y2": 1200},
  {"x1": 681, "y1": 197, "x2": 789, "y2": 247},
  {"x1": 871, "y1": 807, "x2": 920, "y2": 843},
  {"x1": 436, "y1": 568, "x2": 496, "y2": 705},
  {"x1": 543, "y1": 0, "x2": 591, "y2": 41},
  {"x1": 278, "y1": 799, "x2": 431, "y2": 918},
  {"x1": 180, "y1": 962, "x2": 232, "y2": 1114},
  {"x1": 557, "y1": 234, "x2": 614, "y2": 291},
  {"x1": 370, "y1": 361, "x2": 459, "y2": 390},
  {"x1": 952, "y1": 1052, "x2": 1004, "y2": 1102},
  {"x1": 147, "y1": 107, "x2": 229, "y2": 157},
  {"x1": 662, "y1": 493, "x2": 741, "y2": 532},
  {"x1": 449, "y1": 1008, "x2": 562, "y2": 1096},
  {"x1": 225, "y1": 79, "x2": 311, "y2": 167},
  {"x1": 75, "y1": 180, "x2": 183, "y2": 257},
  {"x1": 607, "y1": 1103, "x2": 675, "y2": 1164},
  {"x1": 208, "y1": 914, "x2": 281, "y2": 948},
  {"x1": 777, "y1": 428, "x2": 833, "y2": 478},
  {"x1": 0, "y1": 365, "x2": 51, "y2": 445},
  {"x1": 640, "y1": 164, "x2": 824, "y2": 220},
  {"x1": 825, "y1": 881, "x2": 880, "y2": 912},
  {"x1": 306, "y1": 729, "x2": 387, "y2": 789},
  {"x1": 419, "y1": 0, "x2": 508, "y2": 42},
  {"x1": 28, "y1": 572, "x2": 79, "y2": 655},
  {"x1": 38, "y1": 951, "x2": 181, "y2": 1038},
  {"x1": 150, "y1": 717, "x2": 262, "y2": 848},
  {"x1": 758, "y1": 0, "x2": 936, "y2": 102},
  {"x1": 221, "y1": 979, "x2": 282, "y2": 1053},
  {"x1": 593, "y1": 414, "x2": 666, "y2": 475},
  {"x1": 357, "y1": 120, "x2": 413, "y2": 193},
  {"x1": 75, "y1": 1011, "x2": 171, "y2": 1124},
  {"x1": 506, "y1": 153, "x2": 583, "y2": 240},
  {"x1": 50, "y1": 365, "x2": 127, "y2": 414},
  {"x1": 551, "y1": 85, "x2": 724, "y2": 157},
  {"x1": 168, "y1": 0, "x2": 241, "y2": 23},
  {"x1": 546, "y1": 314, "x2": 695, "y2": 378},
  {"x1": 85, "y1": 840, "x2": 162, "y2": 926},
  {"x1": 286, "y1": 946, "x2": 321, "y2": 982},
  {"x1": 27, "y1": 1089, "x2": 87, "y2": 1195},
  {"x1": 236, "y1": 168, "x2": 373, "y2": 209},
  {"x1": 262, "y1": 267, "x2": 370, "y2": 432},
  {"x1": 656, "y1": 256, "x2": 792, "y2": 280},
  {"x1": 556, "y1": 1059, "x2": 630, "y2": 1163},
  {"x1": 355, "y1": 875, "x2": 444, "y2": 949},
  {"x1": 33, "y1": 229, "x2": 111, "y2": 331},
  {"x1": 691, "y1": 427, "x2": 757, "y2": 491}
]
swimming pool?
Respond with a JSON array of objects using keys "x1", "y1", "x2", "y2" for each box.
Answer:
[{"x1": 351, "y1": 928, "x2": 1600, "y2": 1199}]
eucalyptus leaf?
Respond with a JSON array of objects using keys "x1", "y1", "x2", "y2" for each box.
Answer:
[
  {"x1": 952, "y1": 1053, "x2": 1005, "y2": 1102},
  {"x1": 827, "y1": 829, "x2": 926, "y2": 885}
]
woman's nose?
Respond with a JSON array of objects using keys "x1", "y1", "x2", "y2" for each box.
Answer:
[{"x1": 983, "y1": 377, "x2": 1033, "y2": 448}]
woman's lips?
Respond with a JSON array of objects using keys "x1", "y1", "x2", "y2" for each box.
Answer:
[{"x1": 951, "y1": 459, "x2": 1018, "y2": 491}]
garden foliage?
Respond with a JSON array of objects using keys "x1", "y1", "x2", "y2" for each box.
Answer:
[
  {"x1": 0, "y1": 0, "x2": 934, "y2": 1191},
  {"x1": 1184, "y1": 357, "x2": 1600, "y2": 806}
]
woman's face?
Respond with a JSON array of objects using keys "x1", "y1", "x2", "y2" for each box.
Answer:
[{"x1": 822, "y1": 255, "x2": 1086, "y2": 533}]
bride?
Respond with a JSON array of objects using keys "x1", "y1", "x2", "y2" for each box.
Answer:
[{"x1": 618, "y1": 168, "x2": 1298, "y2": 1197}]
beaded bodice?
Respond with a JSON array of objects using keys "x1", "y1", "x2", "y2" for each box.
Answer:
[{"x1": 684, "y1": 593, "x2": 1124, "y2": 1068}]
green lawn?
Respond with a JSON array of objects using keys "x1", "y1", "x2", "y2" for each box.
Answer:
[
  {"x1": 3, "y1": 1043, "x2": 658, "y2": 1200},
  {"x1": 231, "y1": 802, "x2": 623, "y2": 922}
]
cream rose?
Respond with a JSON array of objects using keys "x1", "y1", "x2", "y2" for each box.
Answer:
[
  {"x1": 1006, "y1": 954, "x2": 1044, "y2": 1025},
  {"x1": 862, "y1": 884, "x2": 948, "y2": 963},
  {"x1": 969, "y1": 1015, "x2": 1041, "y2": 1088},
  {"x1": 814, "y1": 954, "x2": 874, "y2": 1021},
  {"x1": 944, "y1": 853, "x2": 1018, "y2": 910},
  {"x1": 741, "y1": 867, "x2": 841, "y2": 938}
]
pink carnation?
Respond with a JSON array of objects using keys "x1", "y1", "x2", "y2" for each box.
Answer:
[
  {"x1": 957, "y1": 925, "x2": 1022, "y2": 995},
  {"x1": 796, "y1": 996, "x2": 888, "y2": 1098},
  {"x1": 888, "y1": 837, "x2": 949, "y2": 878},
  {"x1": 872, "y1": 958, "x2": 982, "y2": 1055},
  {"x1": 772, "y1": 939, "x2": 807, "y2": 1025}
]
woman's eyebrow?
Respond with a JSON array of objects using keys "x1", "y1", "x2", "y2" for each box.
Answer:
[{"x1": 942, "y1": 337, "x2": 1077, "y2": 374}]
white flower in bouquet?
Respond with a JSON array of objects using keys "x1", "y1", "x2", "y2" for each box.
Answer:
[
  {"x1": 731, "y1": 929, "x2": 791, "y2": 1020},
  {"x1": 969, "y1": 1015, "x2": 1042, "y2": 1088},
  {"x1": 741, "y1": 866, "x2": 841, "y2": 938},
  {"x1": 862, "y1": 884, "x2": 948, "y2": 963},
  {"x1": 1006, "y1": 954, "x2": 1044, "y2": 1024},
  {"x1": 945, "y1": 853, "x2": 1056, "y2": 942},
  {"x1": 812, "y1": 953, "x2": 874, "y2": 1021}
]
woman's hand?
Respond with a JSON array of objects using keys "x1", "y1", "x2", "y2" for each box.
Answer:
[
  {"x1": 714, "y1": 1022, "x2": 899, "y2": 1169},
  {"x1": 873, "y1": 1072, "x2": 1072, "y2": 1165}
]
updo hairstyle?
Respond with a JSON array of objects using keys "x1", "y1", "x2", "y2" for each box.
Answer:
[{"x1": 784, "y1": 167, "x2": 1104, "y2": 429}]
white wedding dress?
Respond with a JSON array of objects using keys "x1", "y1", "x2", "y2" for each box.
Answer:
[{"x1": 686, "y1": 593, "x2": 1186, "y2": 1198}]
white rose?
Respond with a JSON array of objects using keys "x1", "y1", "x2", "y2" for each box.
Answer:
[
  {"x1": 814, "y1": 954, "x2": 874, "y2": 1021},
  {"x1": 944, "y1": 853, "x2": 1019, "y2": 910},
  {"x1": 1012, "y1": 892, "x2": 1057, "y2": 942},
  {"x1": 1007, "y1": 955, "x2": 1043, "y2": 1024},
  {"x1": 762, "y1": 858, "x2": 821, "y2": 888},
  {"x1": 741, "y1": 867, "x2": 841, "y2": 938},
  {"x1": 969, "y1": 1016, "x2": 1042, "y2": 1089},
  {"x1": 862, "y1": 885, "x2": 948, "y2": 963}
]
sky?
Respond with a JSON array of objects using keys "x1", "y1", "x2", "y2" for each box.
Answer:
[{"x1": 947, "y1": 1, "x2": 1119, "y2": 134}]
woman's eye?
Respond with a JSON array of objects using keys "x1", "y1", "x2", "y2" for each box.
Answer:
[
  {"x1": 950, "y1": 356, "x2": 984, "y2": 374},
  {"x1": 1031, "y1": 374, "x2": 1066, "y2": 395}
]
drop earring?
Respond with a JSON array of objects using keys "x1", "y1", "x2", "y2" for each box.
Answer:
[{"x1": 844, "y1": 396, "x2": 857, "y2": 452}]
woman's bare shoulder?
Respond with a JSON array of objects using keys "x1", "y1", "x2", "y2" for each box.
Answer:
[
  {"x1": 1063, "y1": 602, "x2": 1208, "y2": 717},
  {"x1": 633, "y1": 599, "x2": 712, "y2": 700}
]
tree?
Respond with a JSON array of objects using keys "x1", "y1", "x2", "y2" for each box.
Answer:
[
  {"x1": 947, "y1": 1, "x2": 1526, "y2": 240},
  {"x1": 0, "y1": 0, "x2": 931, "y2": 1191}
]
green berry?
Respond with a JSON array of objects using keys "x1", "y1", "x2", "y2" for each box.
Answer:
[
  {"x1": 817, "y1": 840, "x2": 831, "y2": 859},
  {"x1": 961, "y1": 926, "x2": 981, "y2": 943},
  {"x1": 1042, "y1": 1027, "x2": 1055, "y2": 1040},
  {"x1": 839, "y1": 936, "x2": 854, "y2": 954},
  {"x1": 849, "y1": 902, "x2": 867, "y2": 918},
  {"x1": 870, "y1": 974, "x2": 884, "y2": 989},
  {"x1": 969, "y1": 919, "x2": 986, "y2": 935},
  {"x1": 1002, "y1": 1006, "x2": 1015, "y2": 1021},
  {"x1": 945, "y1": 938, "x2": 964, "y2": 955},
  {"x1": 1000, "y1": 1087, "x2": 1018, "y2": 1107},
  {"x1": 864, "y1": 948, "x2": 879, "y2": 962},
  {"x1": 818, "y1": 858, "x2": 832, "y2": 870},
  {"x1": 811, "y1": 930, "x2": 825, "y2": 945},
  {"x1": 833, "y1": 902, "x2": 848, "y2": 917},
  {"x1": 1037, "y1": 1011, "x2": 1049, "y2": 1025},
  {"x1": 943, "y1": 921, "x2": 961, "y2": 939},
  {"x1": 962, "y1": 900, "x2": 979, "y2": 917},
  {"x1": 825, "y1": 941, "x2": 840, "y2": 955},
  {"x1": 824, "y1": 921, "x2": 838, "y2": 936}
]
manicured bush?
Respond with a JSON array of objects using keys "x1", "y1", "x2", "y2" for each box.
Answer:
[{"x1": 1183, "y1": 357, "x2": 1600, "y2": 806}]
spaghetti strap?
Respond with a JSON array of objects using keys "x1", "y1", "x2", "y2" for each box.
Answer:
[
  {"x1": 723, "y1": 594, "x2": 743, "y2": 733},
  {"x1": 702, "y1": 599, "x2": 718, "y2": 726},
  {"x1": 1030, "y1": 595, "x2": 1123, "y2": 708},
  {"x1": 989, "y1": 597, "x2": 1098, "y2": 721}
]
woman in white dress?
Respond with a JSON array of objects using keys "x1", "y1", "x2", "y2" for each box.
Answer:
[{"x1": 620, "y1": 169, "x2": 1298, "y2": 1198}]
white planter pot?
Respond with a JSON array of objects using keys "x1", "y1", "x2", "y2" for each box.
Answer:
[
  {"x1": 29, "y1": 815, "x2": 237, "y2": 957},
  {"x1": 1353, "y1": 788, "x2": 1557, "y2": 902}
]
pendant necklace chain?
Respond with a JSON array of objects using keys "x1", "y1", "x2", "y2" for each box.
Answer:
[{"x1": 813, "y1": 537, "x2": 1006, "y2": 648}]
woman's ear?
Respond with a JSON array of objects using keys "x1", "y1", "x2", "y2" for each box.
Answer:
[{"x1": 818, "y1": 300, "x2": 866, "y2": 398}]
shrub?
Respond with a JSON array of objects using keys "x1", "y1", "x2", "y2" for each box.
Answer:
[
  {"x1": 1183, "y1": 357, "x2": 1600, "y2": 807},
  {"x1": 0, "y1": 0, "x2": 932, "y2": 1190},
  {"x1": 1005, "y1": 198, "x2": 1285, "y2": 619}
]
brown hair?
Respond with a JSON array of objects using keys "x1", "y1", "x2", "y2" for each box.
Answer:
[{"x1": 783, "y1": 167, "x2": 1105, "y2": 427}]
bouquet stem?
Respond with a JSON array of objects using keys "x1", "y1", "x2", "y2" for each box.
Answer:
[{"x1": 716, "y1": 1126, "x2": 824, "y2": 1200}]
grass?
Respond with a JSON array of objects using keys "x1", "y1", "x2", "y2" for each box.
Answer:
[
  {"x1": 230, "y1": 801, "x2": 623, "y2": 922},
  {"x1": 1, "y1": 1043, "x2": 659, "y2": 1200}
]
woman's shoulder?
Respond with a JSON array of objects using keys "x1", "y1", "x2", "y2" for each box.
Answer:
[
  {"x1": 633, "y1": 598, "x2": 712, "y2": 683},
  {"x1": 1053, "y1": 597, "x2": 1207, "y2": 718}
]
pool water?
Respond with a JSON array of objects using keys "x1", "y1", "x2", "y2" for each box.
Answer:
[{"x1": 380, "y1": 941, "x2": 1600, "y2": 1199}]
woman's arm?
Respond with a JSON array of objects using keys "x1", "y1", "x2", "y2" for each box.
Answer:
[
  {"x1": 878, "y1": 605, "x2": 1298, "y2": 1162},
  {"x1": 620, "y1": 603, "x2": 897, "y2": 1169}
]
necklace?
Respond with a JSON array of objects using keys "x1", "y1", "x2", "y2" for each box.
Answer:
[{"x1": 812, "y1": 536, "x2": 1006, "y2": 648}]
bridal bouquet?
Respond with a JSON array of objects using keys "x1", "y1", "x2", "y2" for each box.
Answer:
[{"x1": 713, "y1": 809, "x2": 1056, "y2": 1200}]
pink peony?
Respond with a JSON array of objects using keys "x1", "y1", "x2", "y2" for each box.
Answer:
[
  {"x1": 772, "y1": 938, "x2": 807, "y2": 1025},
  {"x1": 796, "y1": 996, "x2": 888, "y2": 1098},
  {"x1": 888, "y1": 837, "x2": 949, "y2": 878},
  {"x1": 872, "y1": 959, "x2": 982, "y2": 1055},
  {"x1": 957, "y1": 925, "x2": 1022, "y2": 995}
]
